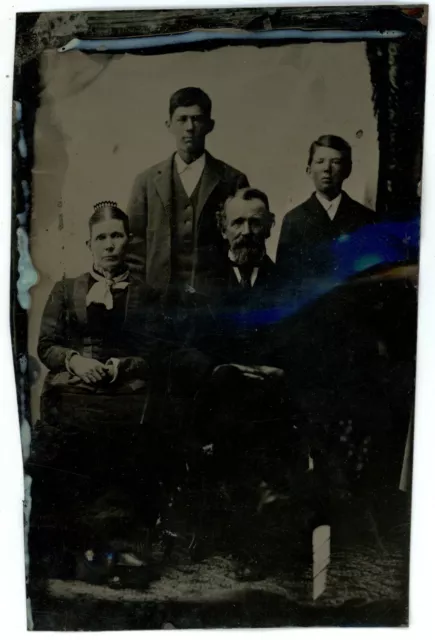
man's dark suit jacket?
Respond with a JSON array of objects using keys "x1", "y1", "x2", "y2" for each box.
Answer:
[
  {"x1": 276, "y1": 191, "x2": 376, "y2": 284},
  {"x1": 191, "y1": 254, "x2": 282, "y2": 367},
  {"x1": 191, "y1": 248, "x2": 391, "y2": 431},
  {"x1": 184, "y1": 256, "x2": 303, "y2": 492},
  {"x1": 126, "y1": 151, "x2": 248, "y2": 292}
]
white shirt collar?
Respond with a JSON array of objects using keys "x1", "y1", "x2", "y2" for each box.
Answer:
[
  {"x1": 175, "y1": 152, "x2": 206, "y2": 175},
  {"x1": 228, "y1": 250, "x2": 260, "y2": 287},
  {"x1": 316, "y1": 191, "x2": 342, "y2": 221}
]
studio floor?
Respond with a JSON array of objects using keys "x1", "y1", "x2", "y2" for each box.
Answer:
[{"x1": 29, "y1": 499, "x2": 410, "y2": 630}]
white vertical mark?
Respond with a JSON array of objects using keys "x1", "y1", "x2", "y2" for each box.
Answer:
[
  {"x1": 312, "y1": 524, "x2": 331, "y2": 601},
  {"x1": 308, "y1": 452, "x2": 314, "y2": 471}
]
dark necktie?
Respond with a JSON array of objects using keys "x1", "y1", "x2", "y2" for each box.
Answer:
[{"x1": 237, "y1": 266, "x2": 253, "y2": 289}]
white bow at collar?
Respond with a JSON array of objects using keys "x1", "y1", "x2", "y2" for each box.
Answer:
[{"x1": 86, "y1": 268, "x2": 130, "y2": 310}]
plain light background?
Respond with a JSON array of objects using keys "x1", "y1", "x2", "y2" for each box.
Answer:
[
  {"x1": 30, "y1": 42, "x2": 377, "y2": 280},
  {"x1": 0, "y1": 2, "x2": 434, "y2": 639},
  {"x1": 28, "y1": 42, "x2": 378, "y2": 418}
]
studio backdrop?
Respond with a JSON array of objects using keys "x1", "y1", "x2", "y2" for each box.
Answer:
[{"x1": 28, "y1": 41, "x2": 379, "y2": 418}]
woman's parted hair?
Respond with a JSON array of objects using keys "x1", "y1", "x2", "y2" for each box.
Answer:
[{"x1": 89, "y1": 201, "x2": 130, "y2": 236}]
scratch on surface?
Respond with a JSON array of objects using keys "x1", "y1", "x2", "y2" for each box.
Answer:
[
  {"x1": 24, "y1": 475, "x2": 33, "y2": 630},
  {"x1": 19, "y1": 358, "x2": 34, "y2": 629},
  {"x1": 59, "y1": 55, "x2": 116, "y2": 100}
]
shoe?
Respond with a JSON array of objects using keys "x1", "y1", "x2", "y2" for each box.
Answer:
[
  {"x1": 234, "y1": 559, "x2": 265, "y2": 582},
  {"x1": 75, "y1": 549, "x2": 116, "y2": 585}
]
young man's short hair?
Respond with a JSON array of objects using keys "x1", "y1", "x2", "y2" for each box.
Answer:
[{"x1": 169, "y1": 87, "x2": 212, "y2": 119}]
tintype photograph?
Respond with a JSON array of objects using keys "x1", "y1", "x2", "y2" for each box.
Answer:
[{"x1": 11, "y1": 5, "x2": 426, "y2": 631}]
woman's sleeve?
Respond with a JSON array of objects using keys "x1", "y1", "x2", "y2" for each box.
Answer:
[{"x1": 37, "y1": 280, "x2": 75, "y2": 372}]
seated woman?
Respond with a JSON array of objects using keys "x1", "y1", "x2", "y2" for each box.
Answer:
[
  {"x1": 32, "y1": 201, "x2": 168, "y2": 582},
  {"x1": 38, "y1": 201, "x2": 160, "y2": 401}
]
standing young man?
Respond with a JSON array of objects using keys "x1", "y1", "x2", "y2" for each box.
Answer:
[
  {"x1": 127, "y1": 87, "x2": 249, "y2": 295},
  {"x1": 276, "y1": 134, "x2": 376, "y2": 285}
]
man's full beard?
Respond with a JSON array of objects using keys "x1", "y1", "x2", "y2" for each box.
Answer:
[{"x1": 231, "y1": 238, "x2": 265, "y2": 266}]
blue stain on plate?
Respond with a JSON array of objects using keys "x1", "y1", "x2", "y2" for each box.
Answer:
[
  {"x1": 331, "y1": 218, "x2": 420, "y2": 280},
  {"x1": 17, "y1": 181, "x2": 30, "y2": 225},
  {"x1": 223, "y1": 217, "x2": 420, "y2": 328},
  {"x1": 21, "y1": 418, "x2": 32, "y2": 463},
  {"x1": 21, "y1": 179, "x2": 30, "y2": 201},
  {"x1": 19, "y1": 354, "x2": 27, "y2": 375},
  {"x1": 57, "y1": 29, "x2": 405, "y2": 53},
  {"x1": 18, "y1": 129, "x2": 27, "y2": 158},
  {"x1": 353, "y1": 254, "x2": 383, "y2": 272},
  {"x1": 14, "y1": 100, "x2": 22, "y2": 122},
  {"x1": 17, "y1": 227, "x2": 38, "y2": 310}
]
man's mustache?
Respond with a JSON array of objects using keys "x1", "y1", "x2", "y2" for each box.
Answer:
[{"x1": 233, "y1": 235, "x2": 263, "y2": 248}]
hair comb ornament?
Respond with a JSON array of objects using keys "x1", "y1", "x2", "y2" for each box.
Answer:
[{"x1": 93, "y1": 200, "x2": 118, "y2": 212}]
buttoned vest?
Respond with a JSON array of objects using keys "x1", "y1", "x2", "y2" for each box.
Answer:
[{"x1": 170, "y1": 163, "x2": 203, "y2": 289}]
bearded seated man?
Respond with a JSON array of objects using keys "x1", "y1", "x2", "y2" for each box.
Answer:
[
  {"x1": 170, "y1": 189, "x2": 307, "y2": 576},
  {"x1": 30, "y1": 202, "x2": 169, "y2": 583}
]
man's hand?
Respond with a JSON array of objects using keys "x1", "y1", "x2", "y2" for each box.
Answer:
[
  {"x1": 69, "y1": 355, "x2": 109, "y2": 384},
  {"x1": 254, "y1": 365, "x2": 285, "y2": 380},
  {"x1": 213, "y1": 363, "x2": 285, "y2": 381}
]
